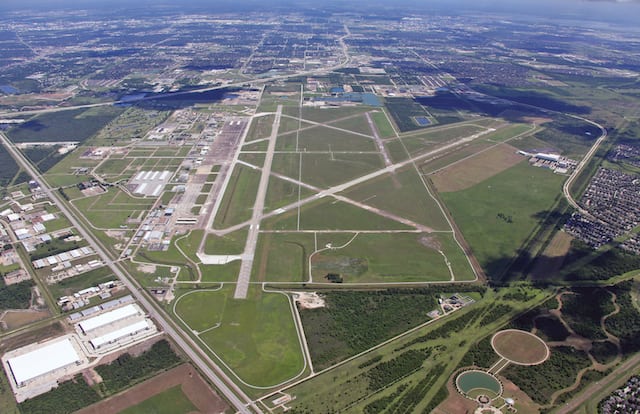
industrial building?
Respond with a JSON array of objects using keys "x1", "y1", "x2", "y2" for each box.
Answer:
[
  {"x1": 89, "y1": 319, "x2": 154, "y2": 350},
  {"x1": 1, "y1": 300, "x2": 158, "y2": 403},
  {"x1": 2, "y1": 336, "x2": 85, "y2": 390},
  {"x1": 78, "y1": 303, "x2": 140, "y2": 334}
]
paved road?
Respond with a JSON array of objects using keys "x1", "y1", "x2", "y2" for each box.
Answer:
[
  {"x1": 234, "y1": 105, "x2": 282, "y2": 299},
  {"x1": 556, "y1": 351, "x2": 640, "y2": 414},
  {"x1": 0, "y1": 133, "x2": 261, "y2": 414},
  {"x1": 561, "y1": 115, "x2": 607, "y2": 217}
]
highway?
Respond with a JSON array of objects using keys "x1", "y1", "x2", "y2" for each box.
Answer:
[{"x1": 0, "y1": 132, "x2": 261, "y2": 414}]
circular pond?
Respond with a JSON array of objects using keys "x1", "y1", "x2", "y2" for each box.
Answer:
[{"x1": 456, "y1": 370, "x2": 502, "y2": 399}]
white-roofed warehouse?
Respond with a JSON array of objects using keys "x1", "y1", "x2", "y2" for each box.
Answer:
[
  {"x1": 5, "y1": 338, "x2": 81, "y2": 387},
  {"x1": 90, "y1": 320, "x2": 154, "y2": 350},
  {"x1": 78, "y1": 304, "x2": 140, "y2": 334}
]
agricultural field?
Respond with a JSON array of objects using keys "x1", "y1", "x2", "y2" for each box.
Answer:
[{"x1": 76, "y1": 364, "x2": 228, "y2": 414}]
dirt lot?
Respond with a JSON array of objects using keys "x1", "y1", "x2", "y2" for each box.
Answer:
[
  {"x1": 0, "y1": 321, "x2": 66, "y2": 354},
  {"x1": 430, "y1": 143, "x2": 524, "y2": 192},
  {"x1": 0, "y1": 310, "x2": 50, "y2": 330},
  {"x1": 76, "y1": 364, "x2": 229, "y2": 414}
]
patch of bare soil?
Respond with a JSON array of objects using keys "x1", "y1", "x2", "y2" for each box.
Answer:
[
  {"x1": 418, "y1": 234, "x2": 442, "y2": 250},
  {"x1": 137, "y1": 263, "x2": 157, "y2": 273},
  {"x1": 294, "y1": 292, "x2": 326, "y2": 309}
]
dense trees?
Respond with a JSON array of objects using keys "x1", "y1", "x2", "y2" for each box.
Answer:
[
  {"x1": 0, "y1": 279, "x2": 33, "y2": 310},
  {"x1": 95, "y1": 340, "x2": 180, "y2": 394},
  {"x1": 300, "y1": 289, "x2": 440, "y2": 369},
  {"x1": 503, "y1": 346, "x2": 591, "y2": 404},
  {"x1": 19, "y1": 375, "x2": 100, "y2": 414}
]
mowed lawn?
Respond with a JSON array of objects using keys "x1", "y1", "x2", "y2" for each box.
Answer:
[
  {"x1": 440, "y1": 161, "x2": 564, "y2": 279},
  {"x1": 342, "y1": 168, "x2": 451, "y2": 231},
  {"x1": 177, "y1": 286, "x2": 304, "y2": 387},
  {"x1": 311, "y1": 232, "x2": 475, "y2": 282},
  {"x1": 118, "y1": 385, "x2": 197, "y2": 414}
]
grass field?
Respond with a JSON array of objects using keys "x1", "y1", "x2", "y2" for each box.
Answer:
[
  {"x1": 371, "y1": 110, "x2": 396, "y2": 138},
  {"x1": 296, "y1": 126, "x2": 377, "y2": 152},
  {"x1": 384, "y1": 138, "x2": 411, "y2": 163},
  {"x1": 198, "y1": 262, "x2": 242, "y2": 283},
  {"x1": 175, "y1": 285, "x2": 304, "y2": 387},
  {"x1": 418, "y1": 140, "x2": 496, "y2": 174},
  {"x1": 175, "y1": 289, "x2": 227, "y2": 332},
  {"x1": 440, "y1": 161, "x2": 565, "y2": 279},
  {"x1": 262, "y1": 198, "x2": 414, "y2": 231},
  {"x1": 212, "y1": 164, "x2": 260, "y2": 229},
  {"x1": 263, "y1": 175, "x2": 315, "y2": 213},
  {"x1": 400, "y1": 124, "x2": 487, "y2": 156},
  {"x1": 252, "y1": 232, "x2": 315, "y2": 282},
  {"x1": 430, "y1": 143, "x2": 525, "y2": 192},
  {"x1": 310, "y1": 232, "x2": 474, "y2": 283},
  {"x1": 330, "y1": 114, "x2": 374, "y2": 136},
  {"x1": 299, "y1": 106, "x2": 370, "y2": 123},
  {"x1": 246, "y1": 114, "x2": 275, "y2": 141},
  {"x1": 204, "y1": 229, "x2": 247, "y2": 255},
  {"x1": 299, "y1": 152, "x2": 383, "y2": 188},
  {"x1": 341, "y1": 168, "x2": 451, "y2": 230},
  {"x1": 118, "y1": 385, "x2": 197, "y2": 414},
  {"x1": 72, "y1": 188, "x2": 155, "y2": 229}
]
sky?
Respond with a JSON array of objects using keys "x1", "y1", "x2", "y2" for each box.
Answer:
[{"x1": 0, "y1": 0, "x2": 638, "y2": 24}]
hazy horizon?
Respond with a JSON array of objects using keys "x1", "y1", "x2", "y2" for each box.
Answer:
[{"x1": 1, "y1": 0, "x2": 639, "y2": 24}]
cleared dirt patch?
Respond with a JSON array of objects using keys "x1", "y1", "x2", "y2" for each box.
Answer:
[
  {"x1": 0, "y1": 310, "x2": 50, "y2": 330},
  {"x1": 492, "y1": 329, "x2": 549, "y2": 365},
  {"x1": 76, "y1": 364, "x2": 228, "y2": 414},
  {"x1": 294, "y1": 292, "x2": 326, "y2": 309},
  {"x1": 430, "y1": 143, "x2": 524, "y2": 192}
]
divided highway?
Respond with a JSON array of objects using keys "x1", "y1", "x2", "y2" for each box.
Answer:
[{"x1": 0, "y1": 133, "x2": 261, "y2": 414}]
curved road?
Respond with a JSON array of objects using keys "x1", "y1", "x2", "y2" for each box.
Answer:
[{"x1": 561, "y1": 115, "x2": 608, "y2": 217}]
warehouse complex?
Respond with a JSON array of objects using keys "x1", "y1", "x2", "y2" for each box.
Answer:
[
  {"x1": 1, "y1": 302, "x2": 158, "y2": 402},
  {"x1": 3, "y1": 337, "x2": 85, "y2": 388}
]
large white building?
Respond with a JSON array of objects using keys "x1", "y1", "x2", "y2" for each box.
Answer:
[
  {"x1": 4, "y1": 337, "x2": 82, "y2": 388},
  {"x1": 89, "y1": 319, "x2": 154, "y2": 350},
  {"x1": 78, "y1": 303, "x2": 140, "y2": 334}
]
